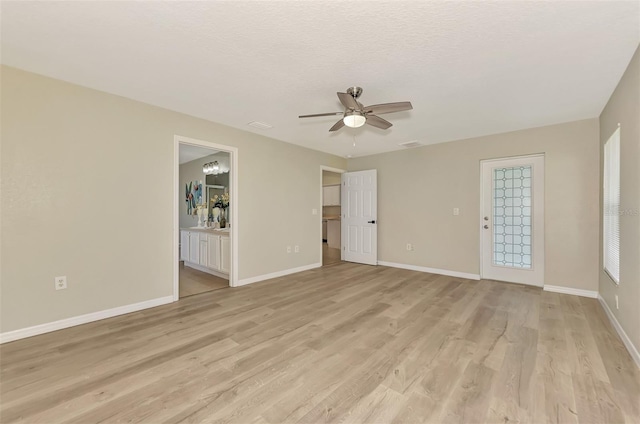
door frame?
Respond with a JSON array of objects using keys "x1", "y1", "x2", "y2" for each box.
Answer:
[
  {"x1": 479, "y1": 153, "x2": 545, "y2": 286},
  {"x1": 173, "y1": 135, "x2": 239, "y2": 301},
  {"x1": 319, "y1": 165, "x2": 346, "y2": 265}
]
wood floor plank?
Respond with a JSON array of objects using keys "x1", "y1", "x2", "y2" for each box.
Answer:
[
  {"x1": 493, "y1": 326, "x2": 538, "y2": 414},
  {"x1": 337, "y1": 384, "x2": 405, "y2": 424},
  {"x1": 416, "y1": 335, "x2": 475, "y2": 421},
  {"x1": 563, "y1": 312, "x2": 611, "y2": 383},
  {"x1": 535, "y1": 371, "x2": 579, "y2": 424},
  {"x1": 573, "y1": 374, "x2": 611, "y2": 424},
  {"x1": 438, "y1": 361, "x2": 497, "y2": 423},
  {"x1": 391, "y1": 391, "x2": 435, "y2": 424},
  {"x1": 296, "y1": 350, "x2": 395, "y2": 424},
  {"x1": 1, "y1": 262, "x2": 638, "y2": 423}
]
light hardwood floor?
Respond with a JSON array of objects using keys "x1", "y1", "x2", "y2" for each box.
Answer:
[
  {"x1": 322, "y1": 242, "x2": 341, "y2": 266},
  {"x1": 1, "y1": 262, "x2": 638, "y2": 423},
  {"x1": 179, "y1": 262, "x2": 229, "y2": 298}
]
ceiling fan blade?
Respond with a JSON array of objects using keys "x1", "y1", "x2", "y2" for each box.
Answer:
[
  {"x1": 364, "y1": 101, "x2": 413, "y2": 115},
  {"x1": 365, "y1": 114, "x2": 392, "y2": 130},
  {"x1": 337, "y1": 92, "x2": 359, "y2": 110},
  {"x1": 299, "y1": 112, "x2": 343, "y2": 118},
  {"x1": 329, "y1": 119, "x2": 345, "y2": 132}
]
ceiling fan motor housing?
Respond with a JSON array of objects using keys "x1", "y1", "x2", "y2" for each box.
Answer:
[{"x1": 346, "y1": 86, "x2": 363, "y2": 99}]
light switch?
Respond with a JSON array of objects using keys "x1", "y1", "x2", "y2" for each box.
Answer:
[
  {"x1": 453, "y1": 208, "x2": 460, "y2": 216},
  {"x1": 312, "y1": 209, "x2": 318, "y2": 215}
]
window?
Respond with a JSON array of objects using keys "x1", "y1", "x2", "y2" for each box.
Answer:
[{"x1": 603, "y1": 126, "x2": 620, "y2": 284}]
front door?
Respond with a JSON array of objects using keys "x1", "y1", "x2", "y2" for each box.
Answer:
[
  {"x1": 481, "y1": 155, "x2": 545, "y2": 287},
  {"x1": 342, "y1": 170, "x2": 377, "y2": 265}
]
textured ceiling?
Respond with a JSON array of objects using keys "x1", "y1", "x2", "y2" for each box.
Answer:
[{"x1": 2, "y1": 1, "x2": 639, "y2": 158}]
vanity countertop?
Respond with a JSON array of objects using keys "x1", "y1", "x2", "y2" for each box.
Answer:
[{"x1": 181, "y1": 227, "x2": 230, "y2": 236}]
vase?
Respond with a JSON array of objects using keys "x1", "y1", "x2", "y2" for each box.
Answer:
[
  {"x1": 212, "y1": 207, "x2": 220, "y2": 223},
  {"x1": 198, "y1": 205, "x2": 208, "y2": 227},
  {"x1": 220, "y1": 209, "x2": 227, "y2": 228}
]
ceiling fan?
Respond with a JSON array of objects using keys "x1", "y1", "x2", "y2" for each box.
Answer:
[{"x1": 299, "y1": 86, "x2": 413, "y2": 132}]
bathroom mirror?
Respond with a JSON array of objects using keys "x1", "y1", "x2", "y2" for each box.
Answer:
[{"x1": 206, "y1": 185, "x2": 226, "y2": 218}]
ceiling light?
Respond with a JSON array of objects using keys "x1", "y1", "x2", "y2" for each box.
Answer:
[
  {"x1": 343, "y1": 111, "x2": 366, "y2": 128},
  {"x1": 203, "y1": 161, "x2": 221, "y2": 174}
]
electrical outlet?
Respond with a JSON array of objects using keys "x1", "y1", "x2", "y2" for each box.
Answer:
[
  {"x1": 406, "y1": 243, "x2": 413, "y2": 251},
  {"x1": 615, "y1": 295, "x2": 619, "y2": 310},
  {"x1": 294, "y1": 245, "x2": 300, "y2": 253},
  {"x1": 453, "y1": 208, "x2": 460, "y2": 216},
  {"x1": 286, "y1": 246, "x2": 292, "y2": 253},
  {"x1": 55, "y1": 276, "x2": 67, "y2": 290}
]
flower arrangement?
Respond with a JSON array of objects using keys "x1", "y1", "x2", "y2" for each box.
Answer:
[{"x1": 211, "y1": 192, "x2": 230, "y2": 209}]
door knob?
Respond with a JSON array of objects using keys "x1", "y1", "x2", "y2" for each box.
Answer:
[
  {"x1": 367, "y1": 220, "x2": 376, "y2": 224},
  {"x1": 483, "y1": 225, "x2": 489, "y2": 229},
  {"x1": 484, "y1": 216, "x2": 489, "y2": 221}
]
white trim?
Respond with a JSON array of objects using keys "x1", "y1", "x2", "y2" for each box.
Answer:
[
  {"x1": 598, "y1": 294, "x2": 640, "y2": 368},
  {"x1": 377, "y1": 261, "x2": 480, "y2": 280},
  {"x1": 543, "y1": 285, "x2": 598, "y2": 298},
  {"x1": 174, "y1": 136, "x2": 239, "y2": 299},
  {"x1": 236, "y1": 263, "x2": 321, "y2": 287},
  {"x1": 319, "y1": 165, "x2": 346, "y2": 265},
  {"x1": 0, "y1": 296, "x2": 173, "y2": 344},
  {"x1": 320, "y1": 165, "x2": 347, "y2": 174},
  {"x1": 480, "y1": 152, "x2": 547, "y2": 163}
]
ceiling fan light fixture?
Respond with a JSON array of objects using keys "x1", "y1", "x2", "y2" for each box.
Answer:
[{"x1": 343, "y1": 111, "x2": 366, "y2": 128}]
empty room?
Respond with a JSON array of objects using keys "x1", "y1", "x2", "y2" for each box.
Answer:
[{"x1": 1, "y1": 1, "x2": 639, "y2": 423}]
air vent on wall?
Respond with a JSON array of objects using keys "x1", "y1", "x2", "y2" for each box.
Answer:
[
  {"x1": 398, "y1": 140, "x2": 423, "y2": 148},
  {"x1": 247, "y1": 121, "x2": 273, "y2": 130}
]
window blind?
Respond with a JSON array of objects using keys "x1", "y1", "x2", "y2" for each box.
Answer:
[{"x1": 603, "y1": 127, "x2": 620, "y2": 284}]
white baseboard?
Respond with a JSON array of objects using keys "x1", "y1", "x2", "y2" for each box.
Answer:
[
  {"x1": 0, "y1": 295, "x2": 174, "y2": 344},
  {"x1": 543, "y1": 285, "x2": 598, "y2": 298},
  {"x1": 236, "y1": 263, "x2": 322, "y2": 287},
  {"x1": 598, "y1": 294, "x2": 640, "y2": 369},
  {"x1": 377, "y1": 261, "x2": 480, "y2": 280}
]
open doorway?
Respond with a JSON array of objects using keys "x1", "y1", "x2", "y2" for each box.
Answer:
[
  {"x1": 320, "y1": 166, "x2": 345, "y2": 266},
  {"x1": 173, "y1": 136, "x2": 239, "y2": 301}
]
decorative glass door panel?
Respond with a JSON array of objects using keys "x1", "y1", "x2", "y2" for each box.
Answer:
[{"x1": 493, "y1": 166, "x2": 532, "y2": 269}]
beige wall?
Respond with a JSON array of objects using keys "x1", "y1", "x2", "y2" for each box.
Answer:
[
  {"x1": 0, "y1": 66, "x2": 346, "y2": 333},
  {"x1": 599, "y1": 46, "x2": 640, "y2": 352},
  {"x1": 179, "y1": 152, "x2": 229, "y2": 229},
  {"x1": 349, "y1": 119, "x2": 600, "y2": 291}
]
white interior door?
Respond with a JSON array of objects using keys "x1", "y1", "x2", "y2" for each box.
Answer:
[
  {"x1": 342, "y1": 170, "x2": 377, "y2": 265},
  {"x1": 481, "y1": 155, "x2": 544, "y2": 287}
]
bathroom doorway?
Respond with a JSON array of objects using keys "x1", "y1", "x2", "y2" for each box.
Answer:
[{"x1": 174, "y1": 136, "x2": 239, "y2": 301}]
